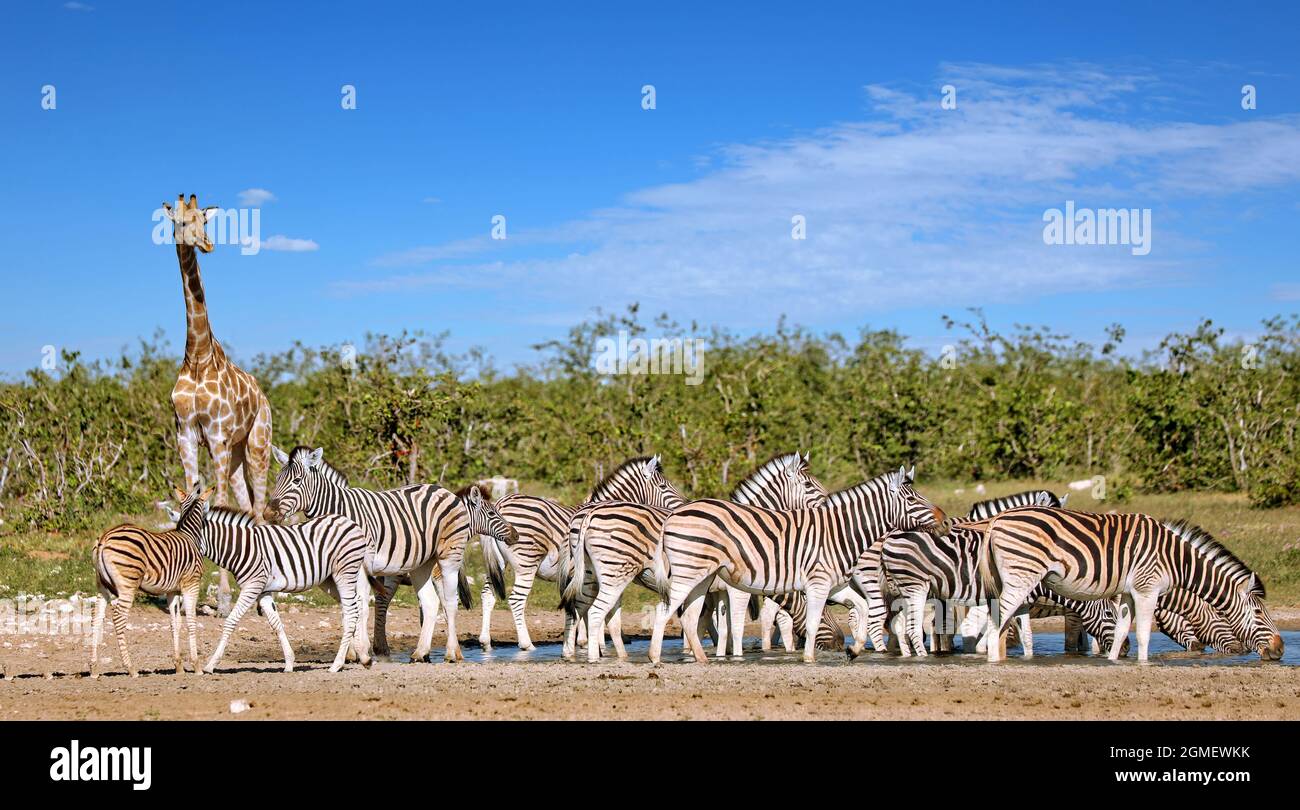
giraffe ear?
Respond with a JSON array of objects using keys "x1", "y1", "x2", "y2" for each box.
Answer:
[{"x1": 272, "y1": 445, "x2": 289, "y2": 466}]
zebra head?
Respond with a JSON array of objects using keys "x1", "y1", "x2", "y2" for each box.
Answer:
[
  {"x1": 890, "y1": 465, "x2": 945, "y2": 532},
  {"x1": 589, "y1": 455, "x2": 685, "y2": 509},
  {"x1": 641, "y1": 455, "x2": 687, "y2": 509},
  {"x1": 1245, "y1": 577, "x2": 1284, "y2": 660},
  {"x1": 461, "y1": 484, "x2": 519, "y2": 545},
  {"x1": 267, "y1": 445, "x2": 326, "y2": 521},
  {"x1": 169, "y1": 482, "x2": 212, "y2": 539},
  {"x1": 731, "y1": 451, "x2": 828, "y2": 509}
]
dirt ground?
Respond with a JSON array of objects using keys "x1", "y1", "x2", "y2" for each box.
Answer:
[{"x1": 3, "y1": 606, "x2": 1298, "y2": 720}]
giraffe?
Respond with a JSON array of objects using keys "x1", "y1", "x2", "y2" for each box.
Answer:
[{"x1": 163, "y1": 194, "x2": 273, "y2": 615}]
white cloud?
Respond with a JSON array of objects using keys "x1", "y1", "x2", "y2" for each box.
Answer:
[
  {"x1": 237, "y1": 188, "x2": 276, "y2": 206},
  {"x1": 341, "y1": 63, "x2": 1300, "y2": 327},
  {"x1": 422, "y1": 196, "x2": 442, "y2": 204},
  {"x1": 63, "y1": 2, "x2": 94, "y2": 11},
  {"x1": 261, "y1": 235, "x2": 318, "y2": 252}
]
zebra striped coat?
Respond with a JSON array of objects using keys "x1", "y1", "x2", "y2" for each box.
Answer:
[
  {"x1": 195, "y1": 506, "x2": 371, "y2": 674},
  {"x1": 555, "y1": 456, "x2": 688, "y2": 661},
  {"x1": 1155, "y1": 587, "x2": 1245, "y2": 654},
  {"x1": 651, "y1": 466, "x2": 944, "y2": 663},
  {"x1": 981, "y1": 508, "x2": 1283, "y2": 661},
  {"x1": 267, "y1": 445, "x2": 518, "y2": 663},
  {"x1": 90, "y1": 485, "x2": 210, "y2": 678},
  {"x1": 857, "y1": 490, "x2": 1063, "y2": 657}
]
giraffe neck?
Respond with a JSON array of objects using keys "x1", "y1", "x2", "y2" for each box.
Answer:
[{"x1": 177, "y1": 243, "x2": 219, "y2": 370}]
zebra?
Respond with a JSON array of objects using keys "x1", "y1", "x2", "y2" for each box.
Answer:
[
  {"x1": 700, "y1": 452, "x2": 832, "y2": 658},
  {"x1": 189, "y1": 505, "x2": 372, "y2": 673},
  {"x1": 90, "y1": 484, "x2": 209, "y2": 678},
  {"x1": 476, "y1": 455, "x2": 683, "y2": 653},
  {"x1": 650, "y1": 466, "x2": 944, "y2": 664},
  {"x1": 266, "y1": 445, "x2": 518, "y2": 663},
  {"x1": 1155, "y1": 587, "x2": 1245, "y2": 654},
  {"x1": 557, "y1": 452, "x2": 829, "y2": 662},
  {"x1": 980, "y1": 508, "x2": 1284, "y2": 662},
  {"x1": 856, "y1": 490, "x2": 1065, "y2": 657},
  {"x1": 554, "y1": 456, "x2": 688, "y2": 661},
  {"x1": 765, "y1": 592, "x2": 848, "y2": 651}
]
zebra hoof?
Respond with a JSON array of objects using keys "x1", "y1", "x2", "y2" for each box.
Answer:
[{"x1": 283, "y1": 663, "x2": 294, "y2": 673}]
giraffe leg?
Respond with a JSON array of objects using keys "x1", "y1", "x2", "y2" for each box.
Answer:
[
  {"x1": 227, "y1": 440, "x2": 253, "y2": 513},
  {"x1": 208, "y1": 438, "x2": 235, "y2": 617},
  {"x1": 245, "y1": 399, "x2": 273, "y2": 523}
]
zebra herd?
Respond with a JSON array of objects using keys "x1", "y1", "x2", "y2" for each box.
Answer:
[{"x1": 83, "y1": 448, "x2": 1284, "y2": 677}]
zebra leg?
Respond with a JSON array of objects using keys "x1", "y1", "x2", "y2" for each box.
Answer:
[
  {"x1": 1064, "y1": 611, "x2": 1084, "y2": 652},
  {"x1": 257, "y1": 594, "x2": 295, "y2": 672},
  {"x1": 440, "y1": 563, "x2": 465, "y2": 663},
  {"x1": 1132, "y1": 591, "x2": 1158, "y2": 663},
  {"x1": 680, "y1": 592, "x2": 710, "y2": 663},
  {"x1": 700, "y1": 595, "x2": 722, "y2": 654},
  {"x1": 776, "y1": 609, "x2": 796, "y2": 652},
  {"x1": 801, "y1": 584, "x2": 831, "y2": 664},
  {"x1": 607, "y1": 602, "x2": 628, "y2": 660},
  {"x1": 330, "y1": 571, "x2": 365, "y2": 672},
  {"x1": 204, "y1": 584, "x2": 262, "y2": 674},
  {"x1": 1018, "y1": 613, "x2": 1034, "y2": 659},
  {"x1": 586, "y1": 581, "x2": 621, "y2": 663},
  {"x1": 651, "y1": 575, "x2": 712, "y2": 664},
  {"x1": 508, "y1": 553, "x2": 541, "y2": 650},
  {"x1": 759, "y1": 597, "x2": 778, "y2": 651},
  {"x1": 408, "y1": 563, "x2": 441, "y2": 662},
  {"x1": 169, "y1": 595, "x2": 183, "y2": 674},
  {"x1": 903, "y1": 591, "x2": 927, "y2": 658},
  {"x1": 1109, "y1": 595, "x2": 1134, "y2": 661},
  {"x1": 478, "y1": 580, "x2": 496, "y2": 652},
  {"x1": 183, "y1": 585, "x2": 200, "y2": 673},
  {"x1": 726, "y1": 586, "x2": 749, "y2": 657},
  {"x1": 372, "y1": 575, "x2": 399, "y2": 659},
  {"x1": 987, "y1": 583, "x2": 1036, "y2": 663},
  {"x1": 837, "y1": 588, "x2": 870, "y2": 658},
  {"x1": 89, "y1": 590, "x2": 108, "y2": 679},
  {"x1": 108, "y1": 589, "x2": 138, "y2": 678}
]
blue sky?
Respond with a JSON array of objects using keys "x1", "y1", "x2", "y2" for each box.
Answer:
[{"x1": 1, "y1": 1, "x2": 1298, "y2": 376}]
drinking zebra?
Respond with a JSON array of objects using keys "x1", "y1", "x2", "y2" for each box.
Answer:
[
  {"x1": 1156, "y1": 587, "x2": 1245, "y2": 654},
  {"x1": 90, "y1": 484, "x2": 209, "y2": 678},
  {"x1": 189, "y1": 505, "x2": 372, "y2": 673},
  {"x1": 980, "y1": 508, "x2": 1284, "y2": 662},
  {"x1": 267, "y1": 445, "x2": 518, "y2": 663},
  {"x1": 476, "y1": 455, "x2": 682, "y2": 653},
  {"x1": 651, "y1": 466, "x2": 944, "y2": 663}
]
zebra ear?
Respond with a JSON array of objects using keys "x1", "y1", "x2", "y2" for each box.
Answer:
[
  {"x1": 1059, "y1": 493, "x2": 1069, "y2": 508},
  {"x1": 906, "y1": 464, "x2": 916, "y2": 482},
  {"x1": 172, "y1": 486, "x2": 187, "y2": 503},
  {"x1": 164, "y1": 505, "x2": 182, "y2": 524},
  {"x1": 307, "y1": 447, "x2": 324, "y2": 468},
  {"x1": 646, "y1": 455, "x2": 661, "y2": 475},
  {"x1": 272, "y1": 445, "x2": 289, "y2": 466},
  {"x1": 468, "y1": 486, "x2": 483, "y2": 506},
  {"x1": 802, "y1": 451, "x2": 809, "y2": 463}
]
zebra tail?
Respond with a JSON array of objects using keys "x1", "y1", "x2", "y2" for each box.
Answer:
[
  {"x1": 366, "y1": 573, "x2": 390, "y2": 600},
  {"x1": 650, "y1": 534, "x2": 670, "y2": 601},
  {"x1": 92, "y1": 545, "x2": 119, "y2": 599},
  {"x1": 747, "y1": 594, "x2": 761, "y2": 621},
  {"x1": 559, "y1": 511, "x2": 593, "y2": 610},
  {"x1": 976, "y1": 523, "x2": 1001, "y2": 599},
  {"x1": 481, "y1": 535, "x2": 509, "y2": 601},
  {"x1": 457, "y1": 567, "x2": 473, "y2": 609}
]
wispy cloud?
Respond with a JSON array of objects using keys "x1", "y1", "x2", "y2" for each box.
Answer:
[
  {"x1": 261, "y1": 235, "x2": 318, "y2": 252},
  {"x1": 63, "y1": 2, "x2": 94, "y2": 11},
  {"x1": 340, "y1": 62, "x2": 1300, "y2": 326},
  {"x1": 237, "y1": 188, "x2": 276, "y2": 206}
]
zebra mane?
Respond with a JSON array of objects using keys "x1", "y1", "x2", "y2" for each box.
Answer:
[
  {"x1": 454, "y1": 483, "x2": 491, "y2": 502},
  {"x1": 289, "y1": 445, "x2": 350, "y2": 486},
  {"x1": 588, "y1": 456, "x2": 659, "y2": 500},
  {"x1": 827, "y1": 469, "x2": 897, "y2": 506},
  {"x1": 207, "y1": 506, "x2": 258, "y2": 528},
  {"x1": 967, "y1": 489, "x2": 1059, "y2": 519},
  {"x1": 729, "y1": 453, "x2": 803, "y2": 503},
  {"x1": 1162, "y1": 519, "x2": 1265, "y2": 597}
]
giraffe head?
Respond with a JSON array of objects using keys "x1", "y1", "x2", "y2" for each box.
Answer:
[{"x1": 162, "y1": 194, "x2": 217, "y2": 253}]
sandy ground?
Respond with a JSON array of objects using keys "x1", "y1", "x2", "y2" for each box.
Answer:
[{"x1": 3, "y1": 605, "x2": 1298, "y2": 720}]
